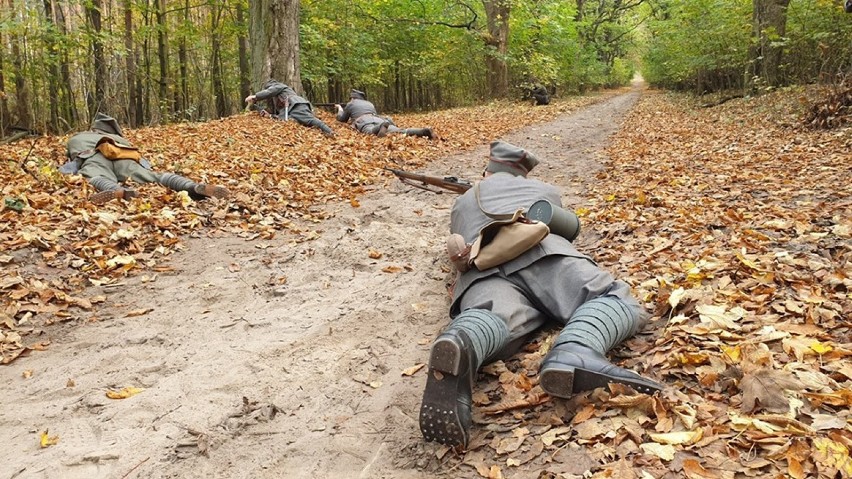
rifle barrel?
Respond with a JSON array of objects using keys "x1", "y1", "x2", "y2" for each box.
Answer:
[{"x1": 383, "y1": 167, "x2": 472, "y2": 194}]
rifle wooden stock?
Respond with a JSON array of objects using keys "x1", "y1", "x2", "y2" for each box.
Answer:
[{"x1": 384, "y1": 167, "x2": 473, "y2": 194}]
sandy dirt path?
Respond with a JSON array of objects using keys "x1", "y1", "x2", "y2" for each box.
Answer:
[{"x1": 1, "y1": 85, "x2": 641, "y2": 479}]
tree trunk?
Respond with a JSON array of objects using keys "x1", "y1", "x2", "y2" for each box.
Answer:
[
  {"x1": 326, "y1": 76, "x2": 343, "y2": 104},
  {"x1": 10, "y1": 20, "x2": 31, "y2": 128},
  {"x1": 483, "y1": 0, "x2": 510, "y2": 98},
  {"x1": 747, "y1": 0, "x2": 790, "y2": 90},
  {"x1": 143, "y1": 0, "x2": 152, "y2": 123},
  {"x1": 0, "y1": 28, "x2": 9, "y2": 135},
  {"x1": 86, "y1": 0, "x2": 106, "y2": 119},
  {"x1": 42, "y1": 0, "x2": 61, "y2": 132},
  {"x1": 124, "y1": 0, "x2": 138, "y2": 126},
  {"x1": 156, "y1": 0, "x2": 171, "y2": 118},
  {"x1": 249, "y1": 0, "x2": 303, "y2": 93},
  {"x1": 211, "y1": 0, "x2": 227, "y2": 117},
  {"x1": 54, "y1": 2, "x2": 78, "y2": 128},
  {"x1": 177, "y1": 0, "x2": 189, "y2": 118},
  {"x1": 236, "y1": 1, "x2": 251, "y2": 103}
]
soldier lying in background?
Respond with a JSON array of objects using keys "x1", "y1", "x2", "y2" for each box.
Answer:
[
  {"x1": 61, "y1": 113, "x2": 229, "y2": 205},
  {"x1": 245, "y1": 79, "x2": 335, "y2": 137},
  {"x1": 336, "y1": 89, "x2": 435, "y2": 139}
]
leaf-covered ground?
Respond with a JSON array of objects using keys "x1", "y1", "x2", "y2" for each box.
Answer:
[
  {"x1": 2, "y1": 86, "x2": 850, "y2": 478},
  {"x1": 442, "y1": 87, "x2": 851, "y2": 479},
  {"x1": 0, "y1": 96, "x2": 604, "y2": 363}
]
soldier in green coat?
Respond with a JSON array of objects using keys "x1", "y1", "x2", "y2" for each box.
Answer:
[{"x1": 61, "y1": 113, "x2": 230, "y2": 205}]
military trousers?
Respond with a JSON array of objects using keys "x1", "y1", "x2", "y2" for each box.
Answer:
[
  {"x1": 283, "y1": 104, "x2": 333, "y2": 134},
  {"x1": 456, "y1": 255, "x2": 643, "y2": 358},
  {"x1": 79, "y1": 155, "x2": 161, "y2": 185}
]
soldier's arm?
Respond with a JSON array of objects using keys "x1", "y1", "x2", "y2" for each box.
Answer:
[
  {"x1": 254, "y1": 84, "x2": 285, "y2": 101},
  {"x1": 336, "y1": 104, "x2": 351, "y2": 123}
]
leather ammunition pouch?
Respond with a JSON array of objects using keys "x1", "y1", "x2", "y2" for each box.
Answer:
[
  {"x1": 95, "y1": 137, "x2": 142, "y2": 161},
  {"x1": 451, "y1": 183, "x2": 550, "y2": 272}
]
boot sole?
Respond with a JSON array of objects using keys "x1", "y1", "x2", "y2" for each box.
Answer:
[
  {"x1": 540, "y1": 366, "x2": 661, "y2": 398},
  {"x1": 429, "y1": 337, "x2": 462, "y2": 375},
  {"x1": 419, "y1": 337, "x2": 469, "y2": 448},
  {"x1": 196, "y1": 185, "x2": 230, "y2": 199},
  {"x1": 90, "y1": 189, "x2": 137, "y2": 205}
]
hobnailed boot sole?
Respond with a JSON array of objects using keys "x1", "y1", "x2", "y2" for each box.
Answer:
[
  {"x1": 540, "y1": 364, "x2": 662, "y2": 398},
  {"x1": 195, "y1": 184, "x2": 230, "y2": 199},
  {"x1": 419, "y1": 335, "x2": 471, "y2": 448},
  {"x1": 90, "y1": 189, "x2": 137, "y2": 205}
]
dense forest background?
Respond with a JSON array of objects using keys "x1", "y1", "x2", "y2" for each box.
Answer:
[{"x1": 0, "y1": 0, "x2": 849, "y2": 135}]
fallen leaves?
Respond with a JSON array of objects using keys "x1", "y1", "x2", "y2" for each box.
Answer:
[
  {"x1": 435, "y1": 88, "x2": 850, "y2": 477},
  {"x1": 401, "y1": 363, "x2": 425, "y2": 376},
  {"x1": 105, "y1": 386, "x2": 145, "y2": 399},
  {"x1": 2, "y1": 99, "x2": 593, "y2": 364},
  {"x1": 39, "y1": 430, "x2": 59, "y2": 448}
]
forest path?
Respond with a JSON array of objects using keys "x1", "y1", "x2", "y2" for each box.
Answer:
[{"x1": 0, "y1": 84, "x2": 641, "y2": 479}]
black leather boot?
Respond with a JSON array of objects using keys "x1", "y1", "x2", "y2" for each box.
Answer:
[
  {"x1": 420, "y1": 329, "x2": 478, "y2": 448},
  {"x1": 405, "y1": 128, "x2": 435, "y2": 139},
  {"x1": 539, "y1": 343, "x2": 662, "y2": 397}
]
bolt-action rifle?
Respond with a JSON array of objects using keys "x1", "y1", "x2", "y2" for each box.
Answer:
[
  {"x1": 384, "y1": 167, "x2": 473, "y2": 194},
  {"x1": 313, "y1": 102, "x2": 344, "y2": 108}
]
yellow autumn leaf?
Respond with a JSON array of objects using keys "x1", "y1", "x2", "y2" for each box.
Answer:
[
  {"x1": 605, "y1": 194, "x2": 616, "y2": 201},
  {"x1": 575, "y1": 207, "x2": 589, "y2": 217},
  {"x1": 350, "y1": 198, "x2": 361, "y2": 208},
  {"x1": 721, "y1": 344, "x2": 742, "y2": 363},
  {"x1": 368, "y1": 249, "x2": 383, "y2": 259},
  {"x1": 40, "y1": 430, "x2": 59, "y2": 448},
  {"x1": 177, "y1": 190, "x2": 193, "y2": 207},
  {"x1": 106, "y1": 386, "x2": 145, "y2": 399},
  {"x1": 401, "y1": 363, "x2": 425, "y2": 376},
  {"x1": 810, "y1": 342, "x2": 833, "y2": 355},
  {"x1": 812, "y1": 437, "x2": 852, "y2": 476},
  {"x1": 649, "y1": 429, "x2": 703, "y2": 445},
  {"x1": 735, "y1": 251, "x2": 760, "y2": 270}
]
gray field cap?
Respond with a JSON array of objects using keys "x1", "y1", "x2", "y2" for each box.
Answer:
[
  {"x1": 485, "y1": 141, "x2": 539, "y2": 176},
  {"x1": 91, "y1": 112, "x2": 124, "y2": 137},
  {"x1": 350, "y1": 89, "x2": 367, "y2": 100}
]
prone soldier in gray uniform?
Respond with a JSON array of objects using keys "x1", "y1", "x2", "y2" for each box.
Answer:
[
  {"x1": 335, "y1": 89, "x2": 435, "y2": 139},
  {"x1": 420, "y1": 141, "x2": 662, "y2": 448},
  {"x1": 245, "y1": 79, "x2": 335, "y2": 136},
  {"x1": 61, "y1": 113, "x2": 230, "y2": 205}
]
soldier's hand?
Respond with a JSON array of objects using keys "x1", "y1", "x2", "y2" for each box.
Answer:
[
  {"x1": 335, "y1": 104, "x2": 343, "y2": 111},
  {"x1": 245, "y1": 94, "x2": 256, "y2": 104},
  {"x1": 259, "y1": 110, "x2": 270, "y2": 118}
]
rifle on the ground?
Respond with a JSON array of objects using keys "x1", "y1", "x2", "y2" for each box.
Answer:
[{"x1": 384, "y1": 167, "x2": 473, "y2": 194}]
